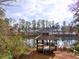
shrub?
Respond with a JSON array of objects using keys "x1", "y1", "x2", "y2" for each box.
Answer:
[
  {"x1": 0, "y1": 19, "x2": 29, "y2": 59},
  {"x1": 74, "y1": 43, "x2": 79, "y2": 52}
]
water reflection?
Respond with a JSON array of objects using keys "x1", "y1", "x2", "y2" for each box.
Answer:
[
  {"x1": 57, "y1": 38, "x2": 78, "y2": 48},
  {"x1": 26, "y1": 39, "x2": 35, "y2": 48},
  {"x1": 26, "y1": 37, "x2": 78, "y2": 48}
]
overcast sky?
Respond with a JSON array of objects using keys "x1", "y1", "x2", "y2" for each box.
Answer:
[{"x1": 5, "y1": 0, "x2": 74, "y2": 24}]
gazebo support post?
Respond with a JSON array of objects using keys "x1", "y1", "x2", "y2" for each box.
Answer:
[
  {"x1": 42, "y1": 40, "x2": 44, "y2": 54},
  {"x1": 49, "y1": 40, "x2": 51, "y2": 53},
  {"x1": 37, "y1": 40, "x2": 38, "y2": 51}
]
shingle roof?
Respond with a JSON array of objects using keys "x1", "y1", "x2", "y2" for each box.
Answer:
[{"x1": 35, "y1": 35, "x2": 56, "y2": 40}]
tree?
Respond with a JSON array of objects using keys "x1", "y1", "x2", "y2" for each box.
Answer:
[
  {"x1": 61, "y1": 21, "x2": 66, "y2": 33},
  {"x1": 40, "y1": 20, "x2": 46, "y2": 32},
  {"x1": 0, "y1": 19, "x2": 28, "y2": 59},
  {"x1": 5, "y1": 18, "x2": 15, "y2": 25},
  {"x1": 25, "y1": 21, "x2": 31, "y2": 35},
  {"x1": 56, "y1": 23, "x2": 60, "y2": 32},
  {"x1": 0, "y1": 0, "x2": 16, "y2": 18},
  {"x1": 70, "y1": 0, "x2": 79, "y2": 32},
  {"x1": 69, "y1": 23, "x2": 73, "y2": 33},
  {"x1": 0, "y1": 7, "x2": 5, "y2": 18},
  {"x1": 41, "y1": 20, "x2": 45, "y2": 29},
  {"x1": 51, "y1": 21, "x2": 55, "y2": 32},
  {"x1": 37, "y1": 20, "x2": 41, "y2": 29},
  {"x1": 45, "y1": 20, "x2": 49, "y2": 32},
  {"x1": 19, "y1": 19, "x2": 26, "y2": 32},
  {"x1": 32, "y1": 20, "x2": 36, "y2": 35}
]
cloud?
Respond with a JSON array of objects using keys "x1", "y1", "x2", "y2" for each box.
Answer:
[{"x1": 5, "y1": 0, "x2": 73, "y2": 24}]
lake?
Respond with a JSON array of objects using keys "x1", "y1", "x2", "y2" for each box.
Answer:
[{"x1": 25, "y1": 36, "x2": 78, "y2": 48}]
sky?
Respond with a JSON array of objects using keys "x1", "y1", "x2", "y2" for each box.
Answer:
[{"x1": 5, "y1": 0, "x2": 74, "y2": 24}]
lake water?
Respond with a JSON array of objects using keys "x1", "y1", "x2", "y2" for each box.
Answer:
[{"x1": 25, "y1": 37, "x2": 78, "y2": 48}]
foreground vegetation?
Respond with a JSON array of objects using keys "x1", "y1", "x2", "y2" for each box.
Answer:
[
  {"x1": 73, "y1": 42, "x2": 79, "y2": 55},
  {"x1": 0, "y1": 19, "x2": 30, "y2": 59}
]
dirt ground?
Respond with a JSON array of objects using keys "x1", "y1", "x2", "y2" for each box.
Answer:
[
  {"x1": 19, "y1": 51, "x2": 79, "y2": 59},
  {"x1": 53, "y1": 51, "x2": 79, "y2": 59}
]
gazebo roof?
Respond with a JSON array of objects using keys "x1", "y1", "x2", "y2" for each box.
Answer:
[
  {"x1": 35, "y1": 34, "x2": 56, "y2": 40},
  {"x1": 35, "y1": 32, "x2": 77, "y2": 40}
]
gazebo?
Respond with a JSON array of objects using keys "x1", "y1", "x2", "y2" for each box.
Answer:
[{"x1": 35, "y1": 33, "x2": 57, "y2": 54}]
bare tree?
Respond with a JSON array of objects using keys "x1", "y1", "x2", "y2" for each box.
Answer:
[
  {"x1": 0, "y1": 7, "x2": 5, "y2": 18},
  {"x1": 19, "y1": 19, "x2": 26, "y2": 32},
  {"x1": 0, "y1": 0, "x2": 16, "y2": 18},
  {"x1": 45, "y1": 20, "x2": 49, "y2": 32},
  {"x1": 41, "y1": 20, "x2": 45, "y2": 32},
  {"x1": 61, "y1": 21, "x2": 66, "y2": 34},
  {"x1": 37, "y1": 20, "x2": 41, "y2": 30},
  {"x1": 56, "y1": 23, "x2": 60, "y2": 33},
  {"x1": 25, "y1": 21, "x2": 31, "y2": 33},
  {"x1": 32, "y1": 20, "x2": 36, "y2": 35},
  {"x1": 0, "y1": 0, "x2": 16, "y2": 5},
  {"x1": 70, "y1": 0, "x2": 79, "y2": 33}
]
